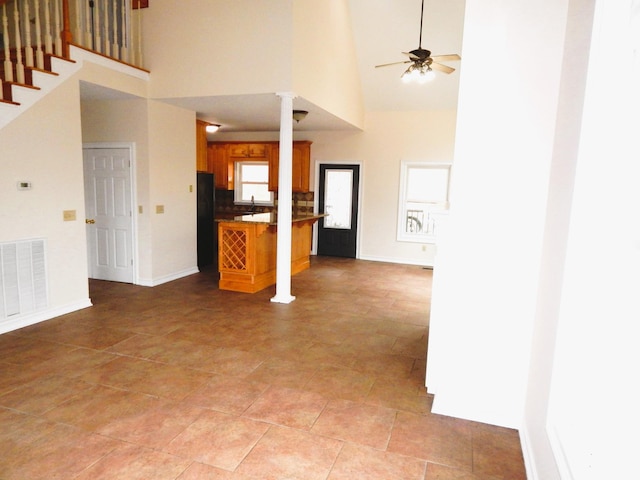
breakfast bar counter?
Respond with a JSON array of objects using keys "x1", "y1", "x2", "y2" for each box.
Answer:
[{"x1": 217, "y1": 212, "x2": 325, "y2": 293}]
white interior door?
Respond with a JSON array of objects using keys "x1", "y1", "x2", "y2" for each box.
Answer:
[{"x1": 83, "y1": 147, "x2": 134, "y2": 283}]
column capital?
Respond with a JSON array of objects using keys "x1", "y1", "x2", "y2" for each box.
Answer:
[{"x1": 276, "y1": 92, "x2": 298, "y2": 100}]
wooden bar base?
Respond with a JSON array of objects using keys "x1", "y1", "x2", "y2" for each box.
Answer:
[{"x1": 218, "y1": 217, "x2": 319, "y2": 293}]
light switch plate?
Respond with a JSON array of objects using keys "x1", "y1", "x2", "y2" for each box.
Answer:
[
  {"x1": 156, "y1": 205, "x2": 164, "y2": 214},
  {"x1": 63, "y1": 210, "x2": 76, "y2": 221}
]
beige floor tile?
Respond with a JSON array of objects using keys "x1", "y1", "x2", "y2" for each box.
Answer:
[
  {"x1": 236, "y1": 425, "x2": 343, "y2": 480},
  {"x1": 74, "y1": 443, "x2": 191, "y2": 480},
  {"x1": 243, "y1": 385, "x2": 328, "y2": 429},
  {"x1": 165, "y1": 410, "x2": 269, "y2": 471},
  {"x1": 311, "y1": 398, "x2": 397, "y2": 450},
  {"x1": 388, "y1": 410, "x2": 473, "y2": 471},
  {"x1": 182, "y1": 374, "x2": 269, "y2": 414},
  {"x1": 0, "y1": 374, "x2": 94, "y2": 415},
  {"x1": 328, "y1": 442, "x2": 427, "y2": 480}
]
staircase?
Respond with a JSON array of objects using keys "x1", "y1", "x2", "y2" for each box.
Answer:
[
  {"x1": 0, "y1": 51, "x2": 79, "y2": 128},
  {"x1": 0, "y1": 0, "x2": 145, "y2": 130}
]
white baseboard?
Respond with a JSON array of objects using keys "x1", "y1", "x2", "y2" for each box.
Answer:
[
  {"x1": 0, "y1": 298, "x2": 93, "y2": 335},
  {"x1": 520, "y1": 423, "x2": 539, "y2": 480},
  {"x1": 357, "y1": 254, "x2": 434, "y2": 268},
  {"x1": 137, "y1": 267, "x2": 200, "y2": 287}
]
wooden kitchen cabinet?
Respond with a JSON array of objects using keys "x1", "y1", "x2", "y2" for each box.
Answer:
[
  {"x1": 196, "y1": 120, "x2": 209, "y2": 172},
  {"x1": 227, "y1": 143, "x2": 271, "y2": 159},
  {"x1": 209, "y1": 141, "x2": 310, "y2": 192},
  {"x1": 208, "y1": 143, "x2": 233, "y2": 190},
  {"x1": 269, "y1": 141, "x2": 312, "y2": 193}
]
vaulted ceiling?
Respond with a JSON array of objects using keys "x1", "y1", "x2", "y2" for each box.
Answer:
[{"x1": 80, "y1": 0, "x2": 466, "y2": 133}]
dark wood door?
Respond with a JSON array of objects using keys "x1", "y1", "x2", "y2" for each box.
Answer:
[{"x1": 317, "y1": 164, "x2": 360, "y2": 258}]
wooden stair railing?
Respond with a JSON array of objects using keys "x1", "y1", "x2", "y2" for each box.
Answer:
[{"x1": 1, "y1": 0, "x2": 144, "y2": 104}]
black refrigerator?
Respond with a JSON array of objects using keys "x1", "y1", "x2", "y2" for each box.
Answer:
[{"x1": 197, "y1": 172, "x2": 217, "y2": 269}]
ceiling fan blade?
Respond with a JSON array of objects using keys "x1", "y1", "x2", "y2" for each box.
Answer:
[
  {"x1": 431, "y1": 54, "x2": 461, "y2": 62},
  {"x1": 431, "y1": 62, "x2": 456, "y2": 74},
  {"x1": 375, "y1": 60, "x2": 411, "y2": 68}
]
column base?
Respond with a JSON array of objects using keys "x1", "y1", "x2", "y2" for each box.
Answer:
[{"x1": 270, "y1": 294, "x2": 296, "y2": 304}]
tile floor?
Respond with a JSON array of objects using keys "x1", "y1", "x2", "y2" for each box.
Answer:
[{"x1": 0, "y1": 257, "x2": 526, "y2": 479}]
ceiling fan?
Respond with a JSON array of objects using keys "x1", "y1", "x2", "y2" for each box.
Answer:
[{"x1": 375, "y1": 0, "x2": 460, "y2": 83}]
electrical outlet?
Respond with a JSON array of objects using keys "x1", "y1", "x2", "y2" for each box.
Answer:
[
  {"x1": 156, "y1": 205, "x2": 164, "y2": 214},
  {"x1": 189, "y1": 185, "x2": 193, "y2": 193},
  {"x1": 421, "y1": 245, "x2": 427, "y2": 252},
  {"x1": 63, "y1": 210, "x2": 76, "y2": 221},
  {"x1": 138, "y1": 205, "x2": 143, "y2": 214}
]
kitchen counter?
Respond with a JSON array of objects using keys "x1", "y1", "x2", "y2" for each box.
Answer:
[
  {"x1": 217, "y1": 212, "x2": 326, "y2": 225},
  {"x1": 216, "y1": 212, "x2": 325, "y2": 293}
]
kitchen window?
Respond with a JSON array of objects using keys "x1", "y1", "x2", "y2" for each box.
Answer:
[
  {"x1": 234, "y1": 161, "x2": 273, "y2": 205},
  {"x1": 397, "y1": 161, "x2": 451, "y2": 243}
]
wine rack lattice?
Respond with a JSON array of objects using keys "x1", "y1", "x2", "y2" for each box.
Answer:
[{"x1": 222, "y1": 230, "x2": 248, "y2": 271}]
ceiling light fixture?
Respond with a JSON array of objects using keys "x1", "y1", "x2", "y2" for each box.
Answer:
[
  {"x1": 292, "y1": 110, "x2": 308, "y2": 123},
  {"x1": 401, "y1": 63, "x2": 435, "y2": 84},
  {"x1": 205, "y1": 124, "x2": 220, "y2": 133}
]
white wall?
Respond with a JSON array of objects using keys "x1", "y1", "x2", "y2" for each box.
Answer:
[
  {"x1": 0, "y1": 75, "x2": 90, "y2": 332},
  {"x1": 146, "y1": 100, "x2": 199, "y2": 283},
  {"x1": 522, "y1": 0, "x2": 595, "y2": 478},
  {"x1": 81, "y1": 98, "x2": 198, "y2": 286},
  {"x1": 428, "y1": 0, "x2": 639, "y2": 478},
  {"x1": 142, "y1": 0, "x2": 293, "y2": 98},
  {"x1": 142, "y1": 0, "x2": 364, "y2": 130},
  {"x1": 544, "y1": 0, "x2": 640, "y2": 478},
  {"x1": 426, "y1": 0, "x2": 570, "y2": 428},
  {"x1": 292, "y1": 0, "x2": 364, "y2": 129}
]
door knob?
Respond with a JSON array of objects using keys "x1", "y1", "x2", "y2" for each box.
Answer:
[{"x1": 85, "y1": 219, "x2": 95, "y2": 224}]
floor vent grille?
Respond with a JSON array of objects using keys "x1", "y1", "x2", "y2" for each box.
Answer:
[{"x1": 0, "y1": 239, "x2": 48, "y2": 319}]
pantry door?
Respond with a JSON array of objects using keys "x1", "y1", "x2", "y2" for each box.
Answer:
[
  {"x1": 83, "y1": 146, "x2": 134, "y2": 283},
  {"x1": 317, "y1": 164, "x2": 360, "y2": 258}
]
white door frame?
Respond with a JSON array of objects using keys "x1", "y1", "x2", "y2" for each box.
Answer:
[
  {"x1": 313, "y1": 159, "x2": 363, "y2": 258},
  {"x1": 83, "y1": 142, "x2": 138, "y2": 284}
]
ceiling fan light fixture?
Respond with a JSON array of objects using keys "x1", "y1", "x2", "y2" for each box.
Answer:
[
  {"x1": 402, "y1": 64, "x2": 417, "y2": 83},
  {"x1": 402, "y1": 64, "x2": 435, "y2": 84},
  {"x1": 418, "y1": 66, "x2": 435, "y2": 83}
]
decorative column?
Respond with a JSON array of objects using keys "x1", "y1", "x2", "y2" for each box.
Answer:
[{"x1": 271, "y1": 92, "x2": 296, "y2": 304}]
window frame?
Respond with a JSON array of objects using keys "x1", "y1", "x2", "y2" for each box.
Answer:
[
  {"x1": 233, "y1": 160, "x2": 274, "y2": 206},
  {"x1": 396, "y1": 161, "x2": 451, "y2": 244}
]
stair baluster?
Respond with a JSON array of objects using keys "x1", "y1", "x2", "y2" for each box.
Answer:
[
  {"x1": 110, "y1": 0, "x2": 117, "y2": 60},
  {"x1": 2, "y1": 4, "x2": 12, "y2": 84},
  {"x1": 43, "y1": 0, "x2": 52, "y2": 55},
  {"x1": 23, "y1": 0, "x2": 34, "y2": 68},
  {"x1": 55, "y1": 0, "x2": 64, "y2": 56},
  {"x1": 119, "y1": 0, "x2": 127, "y2": 63},
  {"x1": 12, "y1": 1, "x2": 25, "y2": 84},
  {"x1": 34, "y1": 0, "x2": 45, "y2": 69},
  {"x1": 94, "y1": 0, "x2": 102, "y2": 54},
  {"x1": 102, "y1": 0, "x2": 109, "y2": 57},
  {"x1": 134, "y1": 0, "x2": 142, "y2": 66}
]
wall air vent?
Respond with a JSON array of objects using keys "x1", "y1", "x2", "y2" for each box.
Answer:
[{"x1": 0, "y1": 239, "x2": 48, "y2": 320}]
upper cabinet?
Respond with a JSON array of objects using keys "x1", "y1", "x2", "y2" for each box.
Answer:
[
  {"x1": 227, "y1": 143, "x2": 271, "y2": 160},
  {"x1": 208, "y1": 143, "x2": 232, "y2": 190},
  {"x1": 196, "y1": 120, "x2": 209, "y2": 172},
  {"x1": 208, "y1": 141, "x2": 312, "y2": 193},
  {"x1": 269, "y1": 141, "x2": 311, "y2": 193}
]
